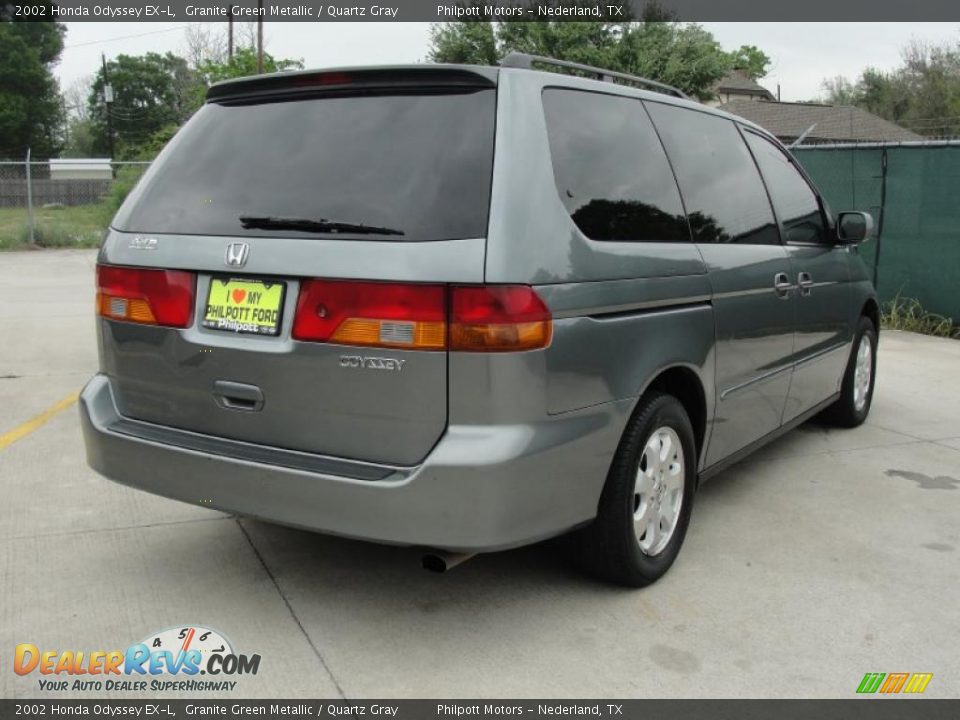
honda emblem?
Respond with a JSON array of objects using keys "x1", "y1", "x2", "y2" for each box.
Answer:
[{"x1": 225, "y1": 242, "x2": 249, "y2": 268}]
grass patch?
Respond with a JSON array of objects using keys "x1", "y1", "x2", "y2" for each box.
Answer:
[
  {"x1": 882, "y1": 295, "x2": 959, "y2": 339},
  {"x1": 0, "y1": 204, "x2": 108, "y2": 251}
]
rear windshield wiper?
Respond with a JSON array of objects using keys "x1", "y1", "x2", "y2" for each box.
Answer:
[{"x1": 239, "y1": 215, "x2": 404, "y2": 237}]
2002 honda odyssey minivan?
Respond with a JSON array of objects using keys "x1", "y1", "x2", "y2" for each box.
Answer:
[{"x1": 81, "y1": 53, "x2": 879, "y2": 586}]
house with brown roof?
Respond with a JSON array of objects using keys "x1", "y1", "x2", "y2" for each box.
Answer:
[
  {"x1": 716, "y1": 99, "x2": 922, "y2": 145},
  {"x1": 707, "y1": 69, "x2": 776, "y2": 107},
  {"x1": 705, "y1": 69, "x2": 921, "y2": 145}
]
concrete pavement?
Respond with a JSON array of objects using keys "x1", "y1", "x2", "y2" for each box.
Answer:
[{"x1": 1, "y1": 249, "x2": 957, "y2": 699}]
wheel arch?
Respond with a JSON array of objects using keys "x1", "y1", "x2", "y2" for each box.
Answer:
[
  {"x1": 637, "y1": 365, "x2": 709, "y2": 469},
  {"x1": 862, "y1": 297, "x2": 880, "y2": 335}
]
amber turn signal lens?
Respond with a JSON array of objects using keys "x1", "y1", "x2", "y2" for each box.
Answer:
[{"x1": 449, "y1": 286, "x2": 552, "y2": 352}]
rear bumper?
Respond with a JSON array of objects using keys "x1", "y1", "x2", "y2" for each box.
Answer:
[{"x1": 80, "y1": 374, "x2": 630, "y2": 552}]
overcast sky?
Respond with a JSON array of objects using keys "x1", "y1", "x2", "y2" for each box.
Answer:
[{"x1": 55, "y1": 22, "x2": 960, "y2": 102}]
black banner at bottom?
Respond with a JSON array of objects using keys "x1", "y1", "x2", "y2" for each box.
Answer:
[{"x1": 1, "y1": 700, "x2": 959, "y2": 720}]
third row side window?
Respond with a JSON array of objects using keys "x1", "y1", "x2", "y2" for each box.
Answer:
[{"x1": 542, "y1": 88, "x2": 689, "y2": 243}]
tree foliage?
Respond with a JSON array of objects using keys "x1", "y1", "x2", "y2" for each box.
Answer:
[
  {"x1": 427, "y1": 16, "x2": 769, "y2": 100},
  {"x1": 729, "y1": 45, "x2": 771, "y2": 80},
  {"x1": 821, "y1": 40, "x2": 960, "y2": 137},
  {"x1": 0, "y1": 14, "x2": 66, "y2": 159},
  {"x1": 87, "y1": 44, "x2": 303, "y2": 159},
  {"x1": 87, "y1": 52, "x2": 196, "y2": 158}
]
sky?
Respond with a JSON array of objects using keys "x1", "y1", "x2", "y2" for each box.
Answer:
[{"x1": 55, "y1": 22, "x2": 960, "y2": 103}]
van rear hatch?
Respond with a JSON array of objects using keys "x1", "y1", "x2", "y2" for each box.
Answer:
[{"x1": 98, "y1": 67, "x2": 497, "y2": 467}]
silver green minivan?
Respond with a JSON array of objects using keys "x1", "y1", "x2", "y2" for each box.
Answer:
[{"x1": 80, "y1": 54, "x2": 879, "y2": 586}]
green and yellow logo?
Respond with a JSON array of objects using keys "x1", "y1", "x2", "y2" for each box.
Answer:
[{"x1": 857, "y1": 672, "x2": 933, "y2": 694}]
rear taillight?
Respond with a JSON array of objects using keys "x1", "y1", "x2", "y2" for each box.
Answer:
[
  {"x1": 292, "y1": 281, "x2": 552, "y2": 352},
  {"x1": 450, "y1": 285, "x2": 552, "y2": 352},
  {"x1": 292, "y1": 280, "x2": 447, "y2": 349},
  {"x1": 96, "y1": 265, "x2": 195, "y2": 328}
]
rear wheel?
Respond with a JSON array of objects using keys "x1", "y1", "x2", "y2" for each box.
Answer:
[
  {"x1": 821, "y1": 315, "x2": 877, "y2": 427},
  {"x1": 577, "y1": 392, "x2": 697, "y2": 587}
]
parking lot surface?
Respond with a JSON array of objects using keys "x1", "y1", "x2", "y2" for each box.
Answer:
[{"x1": 2, "y1": 249, "x2": 958, "y2": 698}]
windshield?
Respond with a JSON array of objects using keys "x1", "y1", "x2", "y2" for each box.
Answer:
[{"x1": 113, "y1": 89, "x2": 496, "y2": 241}]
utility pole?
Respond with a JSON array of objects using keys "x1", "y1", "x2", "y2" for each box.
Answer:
[
  {"x1": 256, "y1": 3, "x2": 264, "y2": 74},
  {"x1": 227, "y1": 10, "x2": 234, "y2": 61},
  {"x1": 101, "y1": 53, "x2": 115, "y2": 170}
]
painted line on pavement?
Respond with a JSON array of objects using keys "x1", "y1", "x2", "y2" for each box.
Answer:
[{"x1": 0, "y1": 392, "x2": 79, "y2": 451}]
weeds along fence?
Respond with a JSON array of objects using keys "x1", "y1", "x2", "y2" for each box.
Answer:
[
  {"x1": 0, "y1": 158, "x2": 151, "y2": 247},
  {"x1": 793, "y1": 140, "x2": 960, "y2": 323}
]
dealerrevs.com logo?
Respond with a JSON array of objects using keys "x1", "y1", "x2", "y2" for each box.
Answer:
[{"x1": 14, "y1": 626, "x2": 260, "y2": 693}]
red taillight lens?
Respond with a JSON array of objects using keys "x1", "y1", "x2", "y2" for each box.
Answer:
[
  {"x1": 96, "y1": 265, "x2": 195, "y2": 328},
  {"x1": 291, "y1": 281, "x2": 552, "y2": 352},
  {"x1": 292, "y1": 280, "x2": 446, "y2": 349},
  {"x1": 450, "y1": 285, "x2": 552, "y2": 352}
]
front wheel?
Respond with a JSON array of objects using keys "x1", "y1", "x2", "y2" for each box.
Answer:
[
  {"x1": 576, "y1": 392, "x2": 697, "y2": 587},
  {"x1": 821, "y1": 315, "x2": 877, "y2": 427}
]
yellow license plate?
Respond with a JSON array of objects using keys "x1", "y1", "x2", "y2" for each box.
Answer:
[{"x1": 202, "y1": 277, "x2": 285, "y2": 336}]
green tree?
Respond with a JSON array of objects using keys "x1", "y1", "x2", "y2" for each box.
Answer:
[
  {"x1": 427, "y1": 15, "x2": 754, "y2": 101},
  {"x1": 428, "y1": 20, "x2": 498, "y2": 66},
  {"x1": 728, "y1": 45, "x2": 771, "y2": 80},
  {"x1": 0, "y1": 14, "x2": 65, "y2": 158},
  {"x1": 88, "y1": 52, "x2": 198, "y2": 158},
  {"x1": 821, "y1": 39, "x2": 960, "y2": 137},
  {"x1": 187, "y1": 47, "x2": 303, "y2": 109}
]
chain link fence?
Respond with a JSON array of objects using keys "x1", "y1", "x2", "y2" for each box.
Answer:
[
  {"x1": 794, "y1": 140, "x2": 960, "y2": 323},
  {"x1": 0, "y1": 157, "x2": 151, "y2": 249}
]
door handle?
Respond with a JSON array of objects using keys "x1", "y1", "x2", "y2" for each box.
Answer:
[
  {"x1": 213, "y1": 380, "x2": 264, "y2": 412},
  {"x1": 773, "y1": 272, "x2": 793, "y2": 299},
  {"x1": 797, "y1": 272, "x2": 814, "y2": 296}
]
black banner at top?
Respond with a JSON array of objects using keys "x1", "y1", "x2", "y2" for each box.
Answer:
[{"x1": 6, "y1": 0, "x2": 960, "y2": 21}]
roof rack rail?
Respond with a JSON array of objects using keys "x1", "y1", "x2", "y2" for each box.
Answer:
[{"x1": 500, "y1": 52, "x2": 690, "y2": 100}]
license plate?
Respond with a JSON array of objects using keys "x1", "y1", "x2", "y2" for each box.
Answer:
[{"x1": 202, "y1": 277, "x2": 285, "y2": 336}]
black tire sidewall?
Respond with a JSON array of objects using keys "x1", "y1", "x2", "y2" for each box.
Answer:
[
  {"x1": 600, "y1": 393, "x2": 697, "y2": 583},
  {"x1": 846, "y1": 317, "x2": 878, "y2": 425}
]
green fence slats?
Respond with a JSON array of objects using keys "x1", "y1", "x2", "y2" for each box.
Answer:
[{"x1": 795, "y1": 145, "x2": 960, "y2": 322}]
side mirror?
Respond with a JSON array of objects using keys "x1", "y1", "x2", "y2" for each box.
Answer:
[{"x1": 837, "y1": 211, "x2": 874, "y2": 244}]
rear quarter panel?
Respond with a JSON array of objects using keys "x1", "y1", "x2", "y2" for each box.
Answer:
[{"x1": 474, "y1": 70, "x2": 717, "y2": 470}]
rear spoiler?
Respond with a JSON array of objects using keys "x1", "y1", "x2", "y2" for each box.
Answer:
[{"x1": 207, "y1": 65, "x2": 498, "y2": 103}]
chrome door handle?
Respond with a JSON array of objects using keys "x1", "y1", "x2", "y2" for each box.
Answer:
[
  {"x1": 798, "y1": 272, "x2": 814, "y2": 296},
  {"x1": 773, "y1": 272, "x2": 793, "y2": 299}
]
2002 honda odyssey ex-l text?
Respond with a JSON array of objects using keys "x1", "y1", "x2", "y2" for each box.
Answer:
[{"x1": 80, "y1": 54, "x2": 879, "y2": 586}]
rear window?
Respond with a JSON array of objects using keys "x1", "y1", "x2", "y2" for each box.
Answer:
[
  {"x1": 113, "y1": 89, "x2": 496, "y2": 241},
  {"x1": 541, "y1": 88, "x2": 689, "y2": 243}
]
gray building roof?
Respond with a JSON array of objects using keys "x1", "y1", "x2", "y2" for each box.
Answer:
[{"x1": 717, "y1": 99, "x2": 922, "y2": 143}]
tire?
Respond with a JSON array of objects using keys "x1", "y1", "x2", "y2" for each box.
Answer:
[
  {"x1": 576, "y1": 392, "x2": 697, "y2": 587},
  {"x1": 820, "y1": 315, "x2": 877, "y2": 428}
]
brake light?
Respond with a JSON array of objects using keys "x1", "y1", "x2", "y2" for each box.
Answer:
[
  {"x1": 294, "y1": 72, "x2": 353, "y2": 87},
  {"x1": 292, "y1": 280, "x2": 446, "y2": 349},
  {"x1": 292, "y1": 280, "x2": 552, "y2": 352},
  {"x1": 450, "y1": 285, "x2": 552, "y2": 352},
  {"x1": 96, "y1": 265, "x2": 195, "y2": 328}
]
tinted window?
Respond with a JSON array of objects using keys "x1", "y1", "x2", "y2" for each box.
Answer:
[
  {"x1": 114, "y1": 90, "x2": 495, "y2": 241},
  {"x1": 645, "y1": 103, "x2": 780, "y2": 245},
  {"x1": 744, "y1": 131, "x2": 826, "y2": 244},
  {"x1": 542, "y1": 89, "x2": 688, "y2": 242}
]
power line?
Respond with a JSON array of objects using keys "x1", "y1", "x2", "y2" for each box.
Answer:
[{"x1": 63, "y1": 24, "x2": 202, "y2": 50}]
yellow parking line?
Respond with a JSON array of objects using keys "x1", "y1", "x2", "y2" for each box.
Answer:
[{"x1": 0, "y1": 392, "x2": 79, "y2": 451}]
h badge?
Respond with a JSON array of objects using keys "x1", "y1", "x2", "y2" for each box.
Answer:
[{"x1": 225, "y1": 242, "x2": 250, "y2": 268}]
